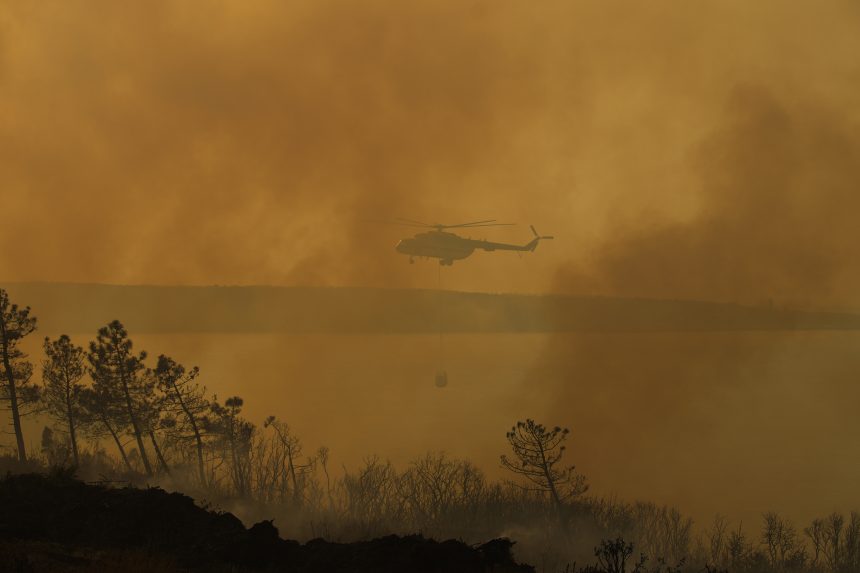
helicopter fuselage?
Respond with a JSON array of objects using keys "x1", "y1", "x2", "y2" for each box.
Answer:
[{"x1": 395, "y1": 230, "x2": 541, "y2": 265}]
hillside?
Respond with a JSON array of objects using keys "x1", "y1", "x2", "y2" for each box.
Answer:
[
  {"x1": 0, "y1": 472, "x2": 532, "y2": 572},
  {"x1": 3, "y1": 282, "x2": 859, "y2": 334}
]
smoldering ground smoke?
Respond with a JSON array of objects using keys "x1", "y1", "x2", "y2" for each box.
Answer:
[{"x1": 532, "y1": 5, "x2": 860, "y2": 526}]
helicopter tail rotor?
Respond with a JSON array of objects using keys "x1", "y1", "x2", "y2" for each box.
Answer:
[
  {"x1": 526, "y1": 225, "x2": 554, "y2": 251},
  {"x1": 530, "y1": 225, "x2": 554, "y2": 239}
]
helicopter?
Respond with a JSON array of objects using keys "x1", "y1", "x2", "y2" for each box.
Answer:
[{"x1": 394, "y1": 219, "x2": 554, "y2": 265}]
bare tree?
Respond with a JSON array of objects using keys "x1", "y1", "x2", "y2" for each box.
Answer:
[
  {"x1": 805, "y1": 517, "x2": 828, "y2": 570},
  {"x1": 762, "y1": 511, "x2": 806, "y2": 570},
  {"x1": 210, "y1": 396, "x2": 254, "y2": 496},
  {"x1": 41, "y1": 335, "x2": 86, "y2": 466},
  {"x1": 0, "y1": 288, "x2": 38, "y2": 461},
  {"x1": 398, "y1": 452, "x2": 485, "y2": 536},
  {"x1": 318, "y1": 446, "x2": 335, "y2": 511},
  {"x1": 153, "y1": 355, "x2": 208, "y2": 484},
  {"x1": 840, "y1": 512, "x2": 860, "y2": 572},
  {"x1": 500, "y1": 419, "x2": 588, "y2": 513},
  {"x1": 727, "y1": 523, "x2": 754, "y2": 571},
  {"x1": 88, "y1": 320, "x2": 154, "y2": 476},
  {"x1": 594, "y1": 537, "x2": 645, "y2": 573},
  {"x1": 805, "y1": 512, "x2": 860, "y2": 573},
  {"x1": 342, "y1": 456, "x2": 401, "y2": 536},
  {"x1": 633, "y1": 502, "x2": 693, "y2": 567},
  {"x1": 707, "y1": 515, "x2": 730, "y2": 569},
  {"x1": 264, "y1": 416, "x2": 314, "y2": 507}
]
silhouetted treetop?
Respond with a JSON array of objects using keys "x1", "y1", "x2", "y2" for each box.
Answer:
[
  {"x1": 501, "y1": 418, "x2": 588, "y2": 510},
  {"x1": 87, "y1": 320, "x2": 154, "y2": 476},
  {"x1": 0, "y1": 287, "x2": 38, "y2": 461},
  {"x1": 41, "y1": 335, "x2": 86, "y2": 466}
]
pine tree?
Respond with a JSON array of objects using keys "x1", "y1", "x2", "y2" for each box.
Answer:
[
  {"x1": 500, "y1": 419, "x2": 588, "y2": 512},
  {"x1": 0, "y1": 288, "x2": 38, "y2": 461},
  {"x1": 87, "y1": 320, "x2": 154, "y2": 476},
  {"x1": 42, "y1": 335, "x2": 86, "y2": 466}
]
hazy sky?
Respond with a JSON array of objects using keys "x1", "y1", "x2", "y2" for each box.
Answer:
[
  {"x1": 4, "y1": 2, "x2": 860, "y2": 529},
  {"x1": 2, "y1": 1, "x2": 859, "y2": 304}
]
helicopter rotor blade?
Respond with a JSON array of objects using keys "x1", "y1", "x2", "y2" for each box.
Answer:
[
  {"x1": 395, "y1": 217, "x2": 433, "y2": 227},
  {"x1": 391, "y1": 217, "x2": 516, "y2": 229},
  {"x1": 445, "y1": 219, "x2": 497, "y2": 227},
  {"x1": 452, "y1": 222, "x2": 516, "y2": 228},
  {"x1": 444, "y1": 221, "x2": 516, "y2": 229}
]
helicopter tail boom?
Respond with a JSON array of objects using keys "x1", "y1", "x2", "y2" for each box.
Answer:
[{"x1": 471, "y1": 225, "x2": 553, "y2": 253}]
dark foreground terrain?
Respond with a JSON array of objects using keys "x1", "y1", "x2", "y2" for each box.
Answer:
[{"x1": 0, "y1": 472, "x2": 533, "y2": 573}]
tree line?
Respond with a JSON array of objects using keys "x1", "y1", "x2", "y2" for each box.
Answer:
[
  {"x1": 5, "y1": 287, "x2": 860, "y2": 573},
  {"x1": 1, "y1": 289, "x2": 587, "y2": 511},
  {"x1": 0, "y1": 288, "x2": 260, "y2": 490}
]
